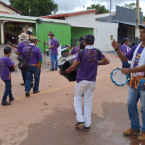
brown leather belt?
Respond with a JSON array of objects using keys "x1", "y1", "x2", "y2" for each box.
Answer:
[{"x1": 28, "y1": 64, "x2": 37, "y2": 66}]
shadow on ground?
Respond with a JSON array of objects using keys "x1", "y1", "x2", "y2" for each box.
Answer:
[{"x1": 20, "y1": 102, "x2": 144, "y2": 145}]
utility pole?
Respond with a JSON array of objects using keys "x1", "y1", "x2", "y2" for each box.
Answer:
[
  {"x1": 109, "y1": 0, "x2": 112, "y2": 22},
  {"x1": 29, "y1": 7, "x2": 31, "y2": 16},
  {"x1": 135, "y1": 0, "x2": 140, "y2": 44}
]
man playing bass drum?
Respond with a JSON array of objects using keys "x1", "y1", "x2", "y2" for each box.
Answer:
[{"x1": 59, "y1": 34, "x2": 109, "y2": 131}]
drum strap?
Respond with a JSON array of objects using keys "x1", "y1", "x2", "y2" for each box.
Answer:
[{"x1": 79, "y1": 48, "x2": 101, "y2": 62}]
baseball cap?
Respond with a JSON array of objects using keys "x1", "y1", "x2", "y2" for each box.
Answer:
[
  {"x1": 50, "y1": 34, "x2": 55, "y2": 37},
  {"x1": 4, "y1": 47, "x2": 12, "y2": 54},
  {"x1": 78, "y1": 37, "x2": 84, "y2": 42},
  {"x1": 138, "y1": 24, "x2": 145, "y2": 29},
  {"x1": 85, "y1": 34, "x2": 95, "y2": 45},
  {"x1": 121, "y1": 38, "x2": 129, "y2": 45}
]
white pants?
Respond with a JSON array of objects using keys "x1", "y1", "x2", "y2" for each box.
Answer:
[{"x1": 74, "y1": 80, "x2": 96, "y2": 127}]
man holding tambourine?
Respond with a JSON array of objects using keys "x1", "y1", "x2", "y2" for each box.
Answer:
[{"x1": 112, "y1": 24, "x2": 145, "y2": 141}]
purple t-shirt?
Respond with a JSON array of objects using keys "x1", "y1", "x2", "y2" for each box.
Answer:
[
  {"x1": 125, "y1": 45, "x2": 144, "y2": 68},
  {"x1": 21, "y1": 45, "x2": 43, "y2": 65},
  {"x1": 75, "y1": 48, "x2": 105, "y2": 82},
  {"x1": 17, "y1": 41, "x2": 28, "y2": 53},
  {"x1": 71, "y1": 46, "x2": 80, "y2": 55},
  {"x1": 121, "y1": 44, "x2": 130, "y2": 54},
  {"x1": 51, "y1": 38, "x2": 60, "y2": 54},
  {"x1": 0, "y1": 57, "x2": 14, "y2": 80}
]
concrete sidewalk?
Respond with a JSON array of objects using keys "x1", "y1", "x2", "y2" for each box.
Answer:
[{"x1": 0, "y1": 45, "x2": 143, "y2": 145}]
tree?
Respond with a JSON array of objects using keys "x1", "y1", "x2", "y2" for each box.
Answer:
[
  {"x1": 143, "y1": 16, "x2": 145, "y2": 22},
  {"x1": 87, "y1": 4, "x2": 109, "y2": 14},
  {"x1": 9, "y1": 0, "x2": 58, "y2": 16},
  {"x1": 122, "y1": 3, "x2": 142, "y2": 11}
]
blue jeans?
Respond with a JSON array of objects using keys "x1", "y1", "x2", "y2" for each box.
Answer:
[
  {"x1": 21, "y1": 70, "x2": 26, "y2": 83},
  {"x1": 2, "y1": 80, "x2": 13, "y2": 102},
  {"x1": 127, "y1": 86, "x2": 145, "y2": 132},
  {"x1": 51, "y1": 53, "x2": 58, "y2": 70},
  {"x1": 122, "y1": 60, "x2": 131, "y2": 78},
  {"x1": 25, "y1": 66, "x2": 41, "y2": 93},
  {"x1": 122, "y1": 60, "x2": 131, "y2": 68}
]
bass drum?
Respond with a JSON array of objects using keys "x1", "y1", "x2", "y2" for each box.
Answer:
[{"x1": 58, "y1": 55, "x2": 78, "y2": 82}]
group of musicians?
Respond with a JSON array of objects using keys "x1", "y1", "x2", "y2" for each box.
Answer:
[{"x1": 1, "y1": 24, "x2": 145, "y2": 141}]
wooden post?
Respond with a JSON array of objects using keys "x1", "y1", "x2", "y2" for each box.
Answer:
[
  {"x1": 43, "y1": 39, "x2": 46, "y2": 64},
  {"x1": 135, "y1": 0, "x2": 140, "y2": 44}
]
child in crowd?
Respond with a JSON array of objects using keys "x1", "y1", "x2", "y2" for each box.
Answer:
[{"x1": 0, "y1": 47, "x2": 16, "y2": 106}]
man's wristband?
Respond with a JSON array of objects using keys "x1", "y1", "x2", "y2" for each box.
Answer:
[{"x1": 115, "y1": 48, "x2": 119, "y2": 51}]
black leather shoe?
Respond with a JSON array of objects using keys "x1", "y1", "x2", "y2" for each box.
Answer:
[
  {"x1": 50, "y1": 69, "x2": 54, "y2": 71},
  {"x1": 1, "y1": 101, "x2": 11, "y2": 106},
  {"x1": 20, "y1": 83, "x2": 25, "y2": 86},
  {"x1": 26, "y1": 92, "x2": 30, "y2": 97},
  {"x1": 9, "y1": 97, "x2": 15, "y2": 102},
  {"x1": 33, "y1": 90, "x2": 39, "y2": 94},
  {"x1": 85, "y1": 126, "x2": 90, "y2": 131},
  {"x1": 75, "y1": 122, "x2": 84, "y2": 128}
]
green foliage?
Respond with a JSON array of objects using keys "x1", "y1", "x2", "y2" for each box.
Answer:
[
  {"x1": 143, "y1": 16, "x2": 145, "y2": 22},
  {"x1": 9, "y1": 0, "x2": 58, "y2": 16},
  {"x1": 87, "y1": 4, "x2": 109, "y2": 14},
  {"x1": 5, "y1": 23, "x2": 22, "y2": 32},
  {"x1": 122, "y1": 3, "x2": 142, "y2": 11}
]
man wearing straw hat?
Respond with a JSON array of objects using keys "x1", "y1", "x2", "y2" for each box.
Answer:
[
  {"x1": 21, "y1": 36, "x2": 43, "y2": 97},
  {"x1": 11, "y1": 33, "x2": 29, "y2": 86}
]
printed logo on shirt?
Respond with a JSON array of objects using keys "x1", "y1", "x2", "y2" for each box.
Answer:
[
  {"x1": 86, "y1": 50, "x2": 97, "y2": 65},
  {"x1": 134, "y1": 53, "x2": 141, "y2": 67},
  {"x1": 26, "y1": 47, "x2": 34, "y2": 57}
]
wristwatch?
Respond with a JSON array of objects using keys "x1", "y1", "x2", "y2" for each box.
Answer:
[{"x1": 115, "y1": 48, "x2": 119, "y2": 51}]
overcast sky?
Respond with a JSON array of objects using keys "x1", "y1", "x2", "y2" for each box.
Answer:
[{"x1": 3, "y1": 0, "x2": 145, "y2": 15}]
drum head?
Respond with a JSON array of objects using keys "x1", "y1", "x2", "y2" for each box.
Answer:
[{"x1": 111, "y1": 68, "x2": 128, "y2": 86}]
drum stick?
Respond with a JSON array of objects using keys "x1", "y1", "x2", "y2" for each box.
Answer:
[{"x1": 7, "y1": 41, "x2": 18, "y2": 49}]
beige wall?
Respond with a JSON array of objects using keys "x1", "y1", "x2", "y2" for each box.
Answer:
[{"x1": 0, "y1": 4, "x2": 18, "y2": 14}]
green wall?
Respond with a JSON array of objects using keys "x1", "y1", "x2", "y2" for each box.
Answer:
[
  {"x1": 71, "y1": 27, "x2": 94, "y2": 46},
  {"x1": 32, "y1": 24, "x2": 36, "y2": 36},
  {"x1": 37, "y1": 22, "x2": 71, "y2": 52}
]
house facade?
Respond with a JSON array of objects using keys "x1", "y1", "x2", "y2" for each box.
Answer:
[
  {"x1": 0, "y1": 14, "x2": 71, "y2": 52},
  {"x1": 42, "y1": 10, "x2": 118, "y2": 51}
]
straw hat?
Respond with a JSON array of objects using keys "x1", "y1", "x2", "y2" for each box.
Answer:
[
  {"x1": 19, "y1": 33, "x2": 29, "y2": 40},
  {"x1": 29, "y1": 36, "x2": 41, "y2": 42}
]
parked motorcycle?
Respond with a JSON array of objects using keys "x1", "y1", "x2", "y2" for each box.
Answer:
[
  {"x1": 61, "y1": 45, "x2": 69, "y2": 57},
  {"x1": 44, "y1": 45, "x2": 69, "y2": 57}
]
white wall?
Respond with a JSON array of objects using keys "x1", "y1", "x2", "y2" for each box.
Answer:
[
  {"x1": 65, "y1": 13, "x2": 96, "y2": 28},
  {"x1": 94, "y1": 22, "x2": 118, "y2": 51},
  {"x1": 0, "y1": 4, "x2": 18, "y2": 14},
  {"x1": 66, "y1": 13, "x2": 118, "y2": 51}
]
